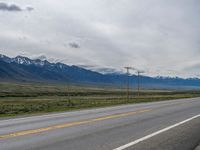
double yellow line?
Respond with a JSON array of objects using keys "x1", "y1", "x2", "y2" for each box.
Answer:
[{"x1": 0, "y1": 109, "x2": 151, "y2": 140}]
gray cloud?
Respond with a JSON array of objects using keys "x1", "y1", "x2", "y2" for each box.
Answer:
[
  {"x1": 0, "y1": 2, "x2": 34, "y2": 12},
  {"x1": 69, "y1": 42, "x2": 80, "y2": 49},
  {"x1": 32, "y1": 54, "x2": 47, "y2": 61},
  {"x1": 0, "y1": 2, "x2": 22, "y2": 11},
  {"x1": 26, "y1": 6, "x2": 34, "y2": 11}
]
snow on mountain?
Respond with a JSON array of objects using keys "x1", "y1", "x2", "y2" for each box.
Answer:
[
  {"x1": 0, "y1": 54, "x2": 12, "y2": 62},
  {"x1": 0, "y1": 55, "x2": 67, "y2": 69},
  {"x1": 12, "y1": 56, "x2": 32, "y2": 65},
  {"x1": 8, "y1": 56, "x2": 52, "y2": 67}
]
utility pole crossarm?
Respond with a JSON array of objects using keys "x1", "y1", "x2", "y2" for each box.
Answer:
[{"x1": 124, "y1": 67, "x2": 132, "y2": 75}]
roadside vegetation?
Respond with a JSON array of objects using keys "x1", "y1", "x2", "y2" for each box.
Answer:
[{"x1": 0, "y1": 82, "x2": 200, "y2": 117}]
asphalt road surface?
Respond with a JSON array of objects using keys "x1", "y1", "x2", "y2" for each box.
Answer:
[{"x1": 0, "y1": 98, "x2": 200, "y2": 150}]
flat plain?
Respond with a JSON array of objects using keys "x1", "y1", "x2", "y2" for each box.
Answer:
[{"x1": 1, "y1": 81, "x2": 200, "y2": 117}]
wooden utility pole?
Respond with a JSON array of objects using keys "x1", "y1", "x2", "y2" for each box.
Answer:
[
  {"x1": 124, "y1": 67, "x2": 132, "y2": 101},
  {"x1": 137, "y1": 70, "x2": 145, "y2": 96}
]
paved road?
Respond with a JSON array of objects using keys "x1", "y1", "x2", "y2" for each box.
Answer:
[{"x1": 0, "y1": 98, "x2": 200, "y2": 150}]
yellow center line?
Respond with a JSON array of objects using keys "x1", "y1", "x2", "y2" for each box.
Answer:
[{"x1": 0, "y1": 109, "x2": 151, "y2": 140}]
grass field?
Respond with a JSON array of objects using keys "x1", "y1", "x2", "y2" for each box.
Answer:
[{"x1": 0, "y1": 81, "x2": 200, "y2": 117}]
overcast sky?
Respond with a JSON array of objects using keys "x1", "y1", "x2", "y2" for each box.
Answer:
[{"x1": 0, "y1": 0, "x2": 200, "y2": 77}]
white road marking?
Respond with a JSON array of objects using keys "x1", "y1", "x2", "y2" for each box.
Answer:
[{"x1": 113, "y1": 114, "x2": 200, "y2": 150}]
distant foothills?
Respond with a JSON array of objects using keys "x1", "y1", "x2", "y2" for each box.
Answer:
[{"x1": 0, "y1": 54, "x2": 200, "y2": 89}]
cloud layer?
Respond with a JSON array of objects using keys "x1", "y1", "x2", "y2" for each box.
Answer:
[
  {"x1": 0, "y1": 2, "x2": 33, "y2": 12},
  {"x1": 0, "y1": 2, "x2": 22, "y2": 11},
  {"x1": 0, "y1": 0, "x2": 199, "y2": 77},
  {"x1": 69, "y1": 42, "x2": 80, "y2": 49}
]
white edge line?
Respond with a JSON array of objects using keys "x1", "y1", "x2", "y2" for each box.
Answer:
[{"x1": 113, "y1": 114, "x2": 200, "y2": 150}]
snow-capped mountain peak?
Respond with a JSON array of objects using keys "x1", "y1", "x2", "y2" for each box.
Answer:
[
  {"x1": 8, "y1": 55, "x2": 50, "y2": 67},
  {"x1": 12, "y1": 56, "x2": 32, "y2": 65},
  {"x1": 32, "y1": 59, "x2": 50, "y2": 66}
]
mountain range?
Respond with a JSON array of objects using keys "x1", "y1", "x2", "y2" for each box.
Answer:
[{"x1": 1, "y1": 54, "x2": 200, "y2": 89}]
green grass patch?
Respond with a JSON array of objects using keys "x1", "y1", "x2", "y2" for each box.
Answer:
[{"x1": 0, "y1": 81, "x2": 200, "y2": 118}]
